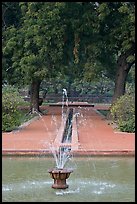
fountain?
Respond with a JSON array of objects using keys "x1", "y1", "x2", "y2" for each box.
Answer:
[
  {"x1": 2, "y1": 89, "x2": 135, "y2": 201},
  {"x1": 48, "y1": 167, "x2": 73, "y2": 189},
  {"x1": 48, "y1": 89, "x2": 74, "y2": 189},
  {"x1": 48, "y1": 146, "x2": 73, "y2": 189}
]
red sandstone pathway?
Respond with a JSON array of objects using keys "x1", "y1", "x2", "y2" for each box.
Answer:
[{"x1": 2, "y1": 105, "x2": 135, "y2": 156}]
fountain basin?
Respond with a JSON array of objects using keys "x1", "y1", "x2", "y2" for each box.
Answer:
[
  {"x1": 48, "y1": 168, "x2": 73, "y2": 189},
  {"x1": 2, "y1": 156, "x2": 135, "y2": 202}
]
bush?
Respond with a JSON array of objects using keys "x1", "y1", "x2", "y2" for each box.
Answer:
[
  {"x1": 2, "y1": 85, "x2": 25, "y2": 132},
  {"x1": 118, "y1": 118, "x2": 135, "y2": 133},
  {"x1": 110, "y1": 93, "x2": 135, "y2": 133}
]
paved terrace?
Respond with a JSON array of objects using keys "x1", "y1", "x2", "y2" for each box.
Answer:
[{"x1": 2, "y1": 104, "x2": 135, "y2": 156}]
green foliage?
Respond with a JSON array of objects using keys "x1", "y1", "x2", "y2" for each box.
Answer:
[
  {"x1": 110, "y1": 93, "x2": 135, "y2": 133},
  {"x1": 2, "y1": 2, "x2": 21, "y2": 29},
  {"x1": 2, "y1": 2, "x2": 135, "y2": 106},
  {"x1": 3, "y1": 2, "x2": 66, "y2": 85},
  {"x1": 2, "y1": 85, "x2": 25, "y2": 131},
  {"x1": 118, "y1": 118, "x2": 135, "y2": 133},
  {"x1": 98, "y1": 2, "x2": 135, "y2": 54}
]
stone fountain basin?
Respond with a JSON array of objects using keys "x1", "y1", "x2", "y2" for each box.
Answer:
[
  {"x1": 48, "y1": 168, "x2": 73, "y2": 180},
  {"x1": 48, "y1": 168, "x2": 73, "y2": 174},
  {"x1": 48, "y1": 168, "x2": 73, "y2": 189}
]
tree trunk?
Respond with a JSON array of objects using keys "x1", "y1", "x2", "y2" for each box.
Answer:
[
  {"x1": 30, "y1": 79, "x2": 41, "y2": 114},
  {"x1": 107, "y1": 53, "x2": 133, "y2": 120},
  {"x1": 111, "y1": 54, "x2": 130, "y2": 104},
  {"x1": 111, "y1": 43, "x2": 135, "y2": 104}
]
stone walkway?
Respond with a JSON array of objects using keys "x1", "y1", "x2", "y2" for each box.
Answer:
[{"x1": 2, "y1": 105, "x2": 135, "y2": 156}]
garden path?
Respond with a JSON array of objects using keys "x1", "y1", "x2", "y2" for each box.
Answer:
[{"x1": 2, "y1": 104, "x2": 135, "y2": 156}]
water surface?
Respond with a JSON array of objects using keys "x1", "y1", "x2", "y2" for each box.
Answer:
[{"x1": 2, "y1": 156, "x2": 135, "y2": 202}]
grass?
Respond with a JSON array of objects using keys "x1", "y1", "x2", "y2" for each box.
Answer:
[{"x1": 98, "y1": 109, "x2": 110, "y2": 117}]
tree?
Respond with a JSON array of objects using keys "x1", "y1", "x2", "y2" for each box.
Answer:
[
  {"x1": 2, "y1": 2, "x2": 21, "y2": 29},
  {"x1": 75, "y1": 2, "x2": 135, "y2": 104},
  {"x1": 97, "y1": 2, "x2": 135, "y2": 103},
  {"x1": 3, "y1": 2, "x2": 66, "y2": 113},
  {"x1": 2, "y1": 2, "x2": 23, "y2": 85},
  {"x1": 3, "y1": 2, "x2": 135, "y2": 110}
]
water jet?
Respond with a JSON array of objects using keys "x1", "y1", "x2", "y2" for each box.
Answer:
[{"x1": 48, "y1": 89, "x2": 74, "y2": 189}]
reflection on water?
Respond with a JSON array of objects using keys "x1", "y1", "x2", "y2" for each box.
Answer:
[{"x1": 2, "y1": 156, "x2": 135, "y2": 202}]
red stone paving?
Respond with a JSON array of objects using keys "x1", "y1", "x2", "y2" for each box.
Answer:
[{"x1": 2, "y1": 104, "x2": 135, "y2": 156}]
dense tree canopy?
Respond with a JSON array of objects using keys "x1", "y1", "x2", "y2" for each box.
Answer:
[
  {"x1": 96, "y1": 2, "x2": 135, "y2": 102},
  {"x1": 3, "y1": 2, "x2": 67, "y2": 112},
  {"x1": 2, "y1": 2, "x2": 135, "y2": 112}
]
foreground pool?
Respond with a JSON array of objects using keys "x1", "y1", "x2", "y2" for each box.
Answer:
[{"x1": 2, "y1": 156, "x2": 135, "y2": 202}]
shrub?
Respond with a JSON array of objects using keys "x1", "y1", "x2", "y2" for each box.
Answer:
[
  {"x1": 2, "y1": 85, "x2": 25, "y2": 132},
  {"x1": 110, "y1": 93, "x2": 135, "y2": 133},
  {"x1": 118, "y1": 118, "x2": 135, "y2": 133}
]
